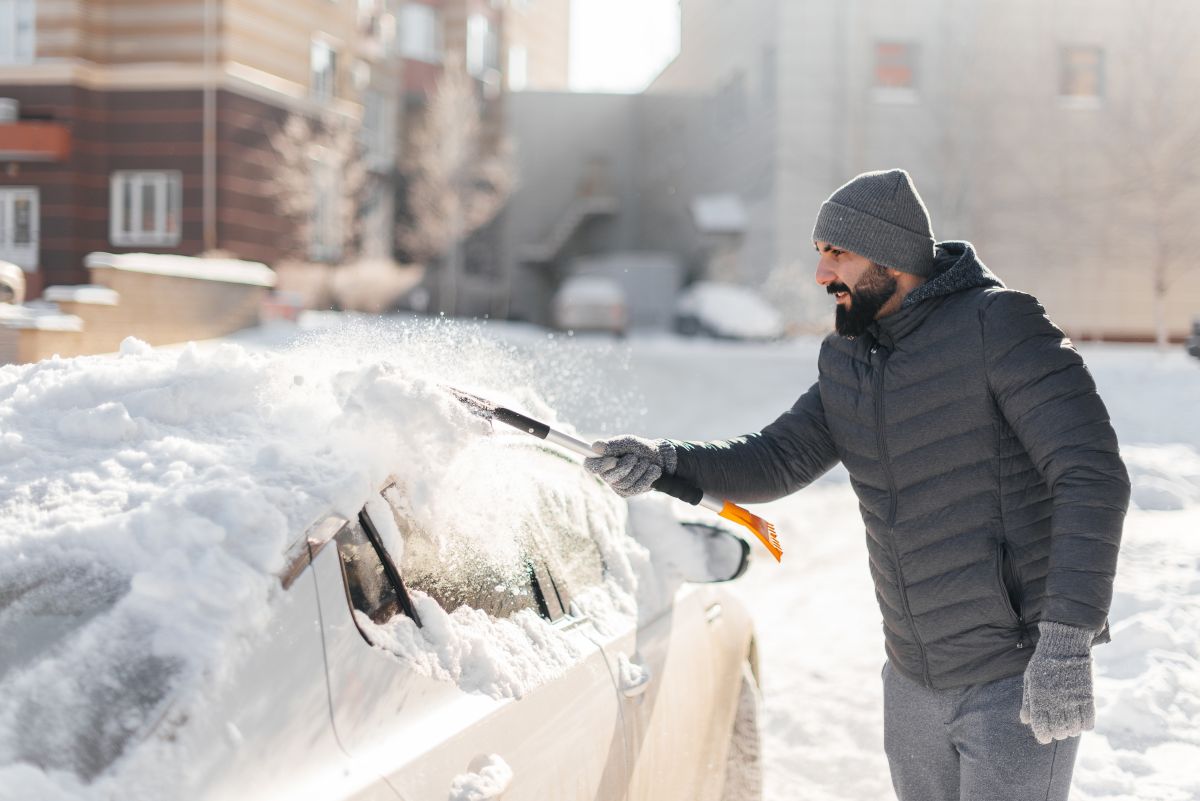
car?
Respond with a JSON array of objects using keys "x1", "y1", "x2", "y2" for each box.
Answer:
[
  {"x1": 675, "y1": 282, "x2": 784, "y2": 341},
  {"x1": 552, "y1": 275, "x2": 628, "y2": 336},
  {"x1": 1, "y1": 411, "x2": 761, "y2": 801}
]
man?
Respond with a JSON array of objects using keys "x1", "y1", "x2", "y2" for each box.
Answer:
[{"x1": 585, "y1": 169, "x2": 1129, "y2": 801}]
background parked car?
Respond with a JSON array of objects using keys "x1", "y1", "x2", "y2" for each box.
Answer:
[
  {"x1": 675, "y1": 282, "x2": 785, "y2": 341},
  {"x1": 552, "y1": 275, "x2": 628, "y2": 336}
]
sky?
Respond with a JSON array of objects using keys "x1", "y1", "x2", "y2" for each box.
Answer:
[{"x1": 569, "y1": 0, "x2": 681, "y2": 93}]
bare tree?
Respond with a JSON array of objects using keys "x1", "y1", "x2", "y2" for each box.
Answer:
[
  {"x1": 1100, "y1": 0, "x2": 1200, "y2": 346},
  {"x1": 398, "y1": 56, "x2": 515, "y2": 315},
  {"x1": 268, "y1": 113, "x2": 368, "y2": 263}
]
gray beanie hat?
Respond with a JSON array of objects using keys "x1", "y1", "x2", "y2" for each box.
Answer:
[{"x1": 811, "y1": 168, "x2": 936, "y2": 277}]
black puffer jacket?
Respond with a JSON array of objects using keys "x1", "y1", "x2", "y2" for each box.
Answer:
[{"x1": 673, "y1": 242, "x2": 1130, "y2": 689}]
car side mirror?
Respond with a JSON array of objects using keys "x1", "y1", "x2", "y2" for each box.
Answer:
[{"x1": 680, "y1": 522, "x2": 751, "y2": 583}]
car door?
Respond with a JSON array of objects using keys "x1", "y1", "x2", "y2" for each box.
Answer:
[
  {"x1": 310, "y1": 484, "x2": 630, "y2": 801},
  {"x1": 176, "y1": 528, "x2": 395, "y2": 801},
  {"x1": 598, "y1": 580, "x2": 730, "y2": 801},
  {"x1": 593, "y1": 511, "x2": 756, "y2": 801}
]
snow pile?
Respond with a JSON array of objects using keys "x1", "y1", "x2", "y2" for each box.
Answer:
[
  {"x1": 83, "y1": 252, "x2": 276, "y2": 287},
  {"x1": 448, "y1": 754, "x2": 513, "y2": 801},
  {"x1": 0, "y1": 319, "x2": 713, "y2": 795}
]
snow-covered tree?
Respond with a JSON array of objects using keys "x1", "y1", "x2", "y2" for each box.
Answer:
[
  {"x1": 268, "y1": 113, "x2": 368, "y2": 263},
  {"x1": 398, "y1": 56, "x2": 515, "y2": 315},
  {"x1": 1102, "y1": 1, "x2": 1200, "y2": 346}
]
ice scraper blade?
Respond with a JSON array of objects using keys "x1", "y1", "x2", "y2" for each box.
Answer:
[{"x1": 444, "y1": 386, "x2": 783, "y2": 562}]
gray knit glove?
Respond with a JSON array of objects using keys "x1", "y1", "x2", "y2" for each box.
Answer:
[
  {"x1": 1020, "y1": 621, "x2": 1097, "y2": 744},
  {"x1": 584, "y1": 435, "x2": 678, "y2": 497}
]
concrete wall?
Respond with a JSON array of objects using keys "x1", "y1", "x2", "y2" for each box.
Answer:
[
  {"x1": 643, "y1": 0, "x2": 781, "y2": 286},
  {"x1": 501, "y1": 91, "x2": 641, "y2": 324}
]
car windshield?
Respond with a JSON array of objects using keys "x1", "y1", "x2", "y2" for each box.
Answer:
[{"x1": 373, "y1": 439, "x2": 607, "y2": 620}]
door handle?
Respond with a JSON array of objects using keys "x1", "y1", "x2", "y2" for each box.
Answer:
[
  {"x1": 453, "y1": 755, "x2": 512, "y2": 800},
  {"x1": 618, "y1": 653, "x2": 652, "y2": 699},
  {"x1": 705, "y1": 602, "x2": 724, "y2": 623}
]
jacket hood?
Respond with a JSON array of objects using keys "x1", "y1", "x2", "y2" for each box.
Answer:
[{"x1": 900, "y1": 240, "x2": 1004, "y2": 309}]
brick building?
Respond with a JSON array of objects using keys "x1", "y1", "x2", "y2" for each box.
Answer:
[
  {"x1": 0, "y1": 0, "x2": 408, "y2": 298},
  {"x1": 0, "y1": 0, "x2": 568, "y2": 307}
]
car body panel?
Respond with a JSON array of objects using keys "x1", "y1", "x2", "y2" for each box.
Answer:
[
  {"x1": 606, "y1": 582, "x2": 750, "y2": 801},
  {"x1": 169, "y1": 556, "x2": 396, "y2": 801},
  {"x1": 310, "y1": 543, "x2": 631, "y2": 801}
]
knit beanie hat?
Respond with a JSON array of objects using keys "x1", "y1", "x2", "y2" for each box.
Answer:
[{"x1": 811, "y1": 168, "x2": 936, "y2": 277}]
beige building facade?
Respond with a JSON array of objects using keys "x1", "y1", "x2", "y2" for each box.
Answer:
[
  {"x1": 504, "y1": 0, "x2": 569, "y2": 92},
  {"x1": 502, "y1": 0, "x2": 1200, "y2": 340},
  {"x1": 648, "y1": 0, "x2": 1200, "y2": 340}
]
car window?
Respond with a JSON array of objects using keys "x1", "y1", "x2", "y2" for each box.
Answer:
[
  {"x1": 334, "y1": 518, "x2": 403, "y2": 626},
  {"x1": 376, "y1": 485, "x2": 539, "y2": 620},
  {"x1": 526, "y1": 507, "x2": 606, "y2": 615}
]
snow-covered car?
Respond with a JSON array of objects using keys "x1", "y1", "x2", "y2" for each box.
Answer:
[
  {"x1": 552, "y1": 275, "x2": 628, "y2": 336},
  {"x1": 675, "y1": 282, "x2": 784, "y2": 341},
  {"x1": 0, "y1": 336, "x2": 760, "y2": 801}
]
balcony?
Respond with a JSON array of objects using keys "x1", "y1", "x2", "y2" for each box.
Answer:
[{"x1": 0, "y1": 122, "x2": 71, "y2": 162}]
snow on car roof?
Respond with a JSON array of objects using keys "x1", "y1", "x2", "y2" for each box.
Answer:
[{"x1": 0, "y1": 319, "x2": 712, "y2": 798}]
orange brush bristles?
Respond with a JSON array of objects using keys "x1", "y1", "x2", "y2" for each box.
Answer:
[{"x1": 718, "y1": 502, "x2": 782, "y2": 562}]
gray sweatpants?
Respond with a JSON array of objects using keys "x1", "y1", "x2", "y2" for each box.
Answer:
[{"x1": 882, "y1": 661, "x2": 1079, "y2": 801}]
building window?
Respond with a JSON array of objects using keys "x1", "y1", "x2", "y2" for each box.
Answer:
[
  {"x1": 0, "y1": 0, "x2": 34, "y2": 64},
  {"x1": 109, "y1": 172, "x2": 182, "y2": 247},
  {"x1": 508, "y1": 45, "x2": 527, "y2": 91},
  {"x1": 399, "y1": 3, "x2": 441, "y2": 63},
  {"x1": 873, "y1": 42, "x2": 919, "y2": 102},
  {"x1": 466, "y1": 14, "x2": 497, "y2": 77},
  {"x1": 311, "y1": 39, "x2": 338, "y2": 103},
  {"x1": 1060, "y1": 45, "x2": 1104, "y2": 107},
  {"x1": 310, "y1": 157, "x2": 341, "y2": 262},
  {"x1": 0, "y1": 187, "x2": 38, "y2": 269},
  {"x1": 360, "y1": 89, "x2": 395, "y2": 169}
]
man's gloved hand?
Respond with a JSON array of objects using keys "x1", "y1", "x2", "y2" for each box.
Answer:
[
  {"x1": 584, "y1": 435, "x2": 678, "y2": 497},
  {"x1": 1020, "y1": 621, "x2": 1097, "y2": 744}
]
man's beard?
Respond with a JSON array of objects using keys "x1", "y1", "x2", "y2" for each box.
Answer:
[{"x1": 829, "y1": 263, "x2": 898, "y2": 338}]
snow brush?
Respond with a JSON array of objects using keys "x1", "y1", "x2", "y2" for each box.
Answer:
[{"x1": 445, "y1": 387, "x2": 783, "y2": 562}]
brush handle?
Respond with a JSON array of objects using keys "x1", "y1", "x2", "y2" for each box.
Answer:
[
  {"x1": 504, "y1": 413, "x2": 721, "y2": 512},
  {"x1": 546, "y1": 428, "x2": 713, "y2": 508},
  {"x1": 494, "y1": 407, "x2": 551, "y2": 439},
  {"x1": 650, "y1": 472, "x2": 704, "y2": 505}
]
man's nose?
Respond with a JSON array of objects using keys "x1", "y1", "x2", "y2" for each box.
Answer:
[{"x1": 815, "y1": 259, "x2": 836, "y2": 286}]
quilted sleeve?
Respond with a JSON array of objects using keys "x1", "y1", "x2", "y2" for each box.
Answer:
[
  {"x1": 670, "y1": 381, "x2": 841, "y2": 504},
  {"x1": 981, "y1": 291, "x2": 1130, "y2": 629}
]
